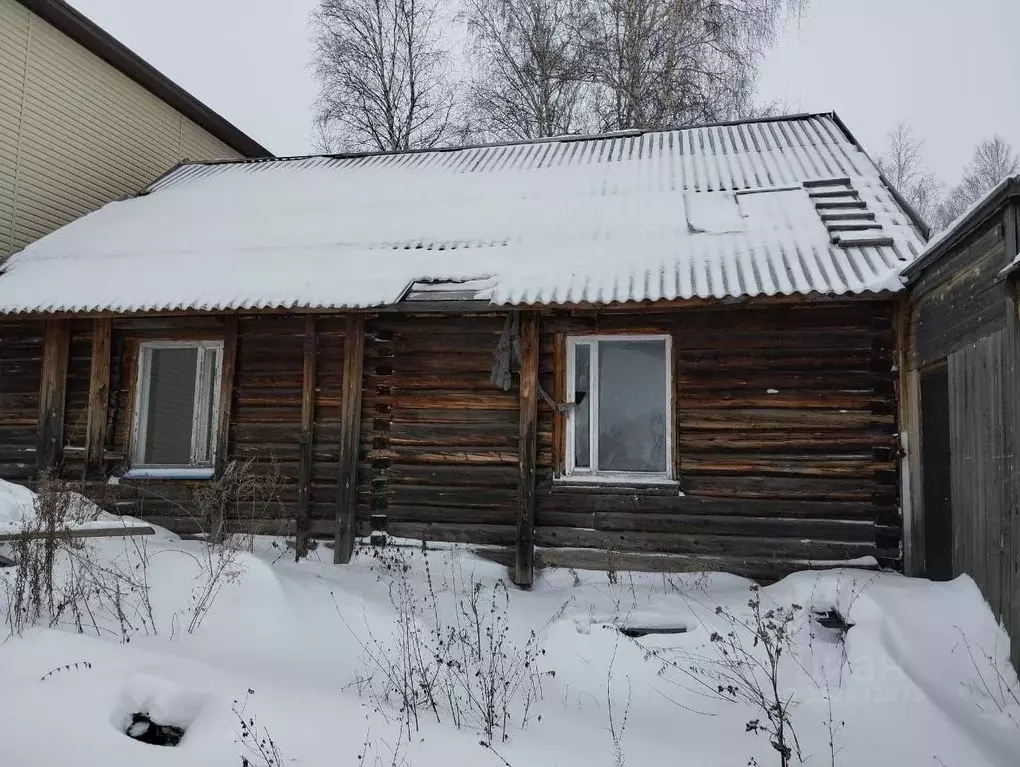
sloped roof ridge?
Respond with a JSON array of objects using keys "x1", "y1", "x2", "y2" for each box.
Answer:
[{"x1": 148, "y1": 112, "x2": 847, "y2": 182}]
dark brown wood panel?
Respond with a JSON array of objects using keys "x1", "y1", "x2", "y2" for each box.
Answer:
[{"x1": 0, "y1": 321, "x2": 45, "y2": 482}]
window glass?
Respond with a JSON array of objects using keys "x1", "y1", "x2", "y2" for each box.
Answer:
[
  {"x1": 573, "y1": 343, "x2": 591, "y2": 469},
  {"x1": 597, "y1": 340, "x2": 667, "y2": 472},
  {"x1": 143, "y1": 348, "x2": 198, "y2": 465},
  {"x1": 135, "y1": 342, "x2": 222, "y2": 468}
]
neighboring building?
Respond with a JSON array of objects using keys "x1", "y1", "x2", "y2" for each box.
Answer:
[
  {"x1": 0, "y1": 0, "x2": 270, "y2": 259},
  {"x1": 0, "y1": 113, "x2": 928, "y2": 584},
  {"x1": 900, "y1": 176, "x2": 1020, "y2": 669}
]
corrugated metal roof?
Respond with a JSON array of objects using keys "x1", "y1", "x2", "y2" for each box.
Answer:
[{"x1": 0, "y1": 113, "x2": 926, "y2": 314}]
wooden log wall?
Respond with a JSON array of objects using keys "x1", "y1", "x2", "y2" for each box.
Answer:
[
  {"x1": 59, "y1": 320, "x2": 95, "y2": 475},
  {"x1": 0, "y1": 321, "x2": 45, "y2": 483},
  {"x1": 5, "y1": 300, "x2": 903, "y2": 583},
  {"x1": 358, "y1": 314, "x2": 520, "y2": 546},
  {"x1": 309, "y1": 317, "x2": 347, "y2": 532},
  {"x1": 536, "y1": 301, "x2": 900, "y2": 578},
  {"x1": 226, "y1": 315, "x2": 300, "y2": 535}
]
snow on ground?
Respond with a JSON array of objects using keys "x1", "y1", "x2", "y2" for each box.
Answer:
[{"x1": 0, "y1": 480, "x2": 1019, "y2": 766}]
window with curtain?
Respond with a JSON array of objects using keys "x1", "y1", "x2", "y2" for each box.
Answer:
[
  {"x1": 132, "y1": 341, "x2": 222, "y2": 468},
  {"x1": 566, "y1": 336, "x2": 671, "y2": 479}
]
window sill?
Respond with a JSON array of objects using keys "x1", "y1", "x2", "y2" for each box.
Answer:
[
  {"x1": 552, "y1": 476, "x2": 684, "y2": 495},
  {"x1": 119, "y1": 467, "x2": 216, "y2": 481}
]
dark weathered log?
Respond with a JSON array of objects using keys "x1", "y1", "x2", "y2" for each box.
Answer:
[
  {"x1": 534, "y1": 526, "x2": 874, "y2": 560},
  {"x1": 514, "y1": 312, "x2": 539, "y2": 587},
  {"x1": 335, "y1": 314, "x2": 365, "y2": 564},
  {"x1": 84, "y1": 318, "x2": 111, "y2": 475},
  {"x1": 37, "y1": 320, "x2": 71, "y2": 472},
  {"x1": 296, "y1": 316, "x2": 317, "y2": 559},
  {"x1": 0, "y1": 525, "x2": 155, "y2": 543}
]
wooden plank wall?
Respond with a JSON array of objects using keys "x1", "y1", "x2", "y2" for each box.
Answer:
[
  {"x1": 948, "y1": 333, "x2": 1013, "y2": 636},
  {"x1": 358, "y1": 314, "x2": 520, "y2": 545},
  {"x1": 911, "y1": 216, "x2": 1007, "y2": 368},
  {"x1": 908, "y1": 198, "x2": 1020, "y2": 669},
  {"x1": 0, "y1": 320, "x2": 45, "y2": 482},
  {"x1": 537, "y1": 302, "x2": 899, "y2": 579}
]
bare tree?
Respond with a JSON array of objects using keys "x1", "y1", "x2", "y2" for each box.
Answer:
[
  {"x1": 875, "y1": 122, "x2": 941, "y2": 228},
  {"x1": 576, "y1": 0, "x2": 806, "y2": 132},
  {"x1": 311, "y1": 0, "x2": 457, "y2": 151},
  {"x1": 462, "y1": 0, "x2": 589, "y2": 140},
  {"x1": 937, "y1": 135, "x2": 1019, "y2": 229}
]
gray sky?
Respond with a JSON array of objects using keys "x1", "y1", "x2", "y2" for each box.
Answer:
[{"x1": 69, "y1": 0, "x2": 1020, "y2": 185}]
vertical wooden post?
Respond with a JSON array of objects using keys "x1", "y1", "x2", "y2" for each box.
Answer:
[
  {"x1": 215, "y1": 315, "x2": 239, "y2": 478},
  {"x1": 1000, "y1": 200, "x2": 1020, "y2": 671},
  {"x1": 296, "y1": 316, "x2": 317, "y2": 559},
  {"x1": 335, "y1": 314, "x2": 365, "y2": 564},
  {"x1": 211, "y1": 315, "x2": 238, "y2": 542},
  {"x1": 552, "y1": 331, "x2": 566, "y2": 475},
  {"x1": 37, "y1": 319, "x2": 71, "y2": 474},
  {"x1": 514, "y1": 312, "x2": 539, "y2": 587},
  {"x1": 84, "y1": 318, "x2": 112, "y2": 476}
]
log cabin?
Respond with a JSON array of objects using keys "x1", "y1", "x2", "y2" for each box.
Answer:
[{"x1": 0, "y1": 113, "x2": 930, "y2": 584}]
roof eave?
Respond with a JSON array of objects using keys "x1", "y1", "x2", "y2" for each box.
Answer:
[
  {"x1": 17, "y1": 0, "x2": 271, "y2": 159},
  {"x1": 901, "y1": 176, "x2": 1020, "y2": 285}
]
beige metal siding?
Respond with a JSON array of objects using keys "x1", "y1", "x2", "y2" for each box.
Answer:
[{"x1": 0, "y1": 0, "x2": 241, "y2": 259}]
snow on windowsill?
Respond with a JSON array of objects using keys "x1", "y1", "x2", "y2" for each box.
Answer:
[
  {"x1": 553, "y1": 475, "x2": 684, "y2": 493},
  {"x1": 119, "y1": 468, "x2": 215, "y2": 481}
]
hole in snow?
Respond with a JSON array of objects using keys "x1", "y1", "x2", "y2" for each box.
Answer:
[
  {"x1": 814, "y1": 608, "x2": 854, "y2": 635},
  {"x1": 111, "y1": 672, "x2": 208, "y2": 749},
  {"x1": 124, "y1": 713, "x2": 185, "y2": 747}
]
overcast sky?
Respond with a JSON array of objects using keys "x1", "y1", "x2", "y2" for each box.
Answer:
[{"x1": 68, "y1": 0, "x2": 1020, "y2": 185}]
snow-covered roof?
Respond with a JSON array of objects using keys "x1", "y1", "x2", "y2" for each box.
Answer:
[{"x1": 0, "y1": 113, "x2": 927, "y2": 315}]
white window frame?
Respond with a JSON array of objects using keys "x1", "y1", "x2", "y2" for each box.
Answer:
[
  {"x1": 130, "y1": 340, "x2": 224, "y2": 470},
  {"x1": 564, "y1": 334, "x2": 673, "y2": 483}
]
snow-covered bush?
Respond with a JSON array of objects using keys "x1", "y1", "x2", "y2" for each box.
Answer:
[
  {"x1": 348, "y1": 547, "x2": 546, "y2": 744},
  {"x1": 2, "y1": 474, "x2": 157, "y2": 641}
]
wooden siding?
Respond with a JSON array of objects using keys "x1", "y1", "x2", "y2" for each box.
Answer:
[
  {"x1": 535, "y1": 302, "x2": 900, "y2": 578},
  {"x1": 911, "y1": 215, "x2": 1007, "y2": 367},
  {"x1": 948, "y1": 332, "x2": 1019, "y2": 667},
  {"x1": 0, "y1": 320, "x2": 43, "y2": 481},
  {"x1": 0, "y1": 0, "x2": 241, "y2": 259},
  {"x1": 906, "y1": 194, "x2": 1020, "y2": 671}
]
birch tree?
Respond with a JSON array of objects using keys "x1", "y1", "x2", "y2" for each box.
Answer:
[
  {"x1": 312, "y1": 0, "x2": 457, "y2": 151},
  {"x1": 462, "y1": 0, "x2": 589, "y2": 140},
  {"x1": 577, "y1": 0, "x2": 805, "y2": 132},
  {"x1": 875, "y1": 122, "x2": 941, "y2": 228},
  {"x1": 937, "y1": 136, "x2": 1019, "y2": 229}
]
